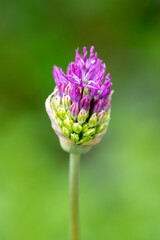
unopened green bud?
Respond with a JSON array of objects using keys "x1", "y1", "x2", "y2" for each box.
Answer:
[
  {"x1": 72, "y1": 123, "x2": 82, "y2": 134},
  {"x1": 57, "y1": 118, "x2": 63, "y2": 128},
  {"x1": 62, "y1": 126, "x2": 70, "y2": 138},
  {"x1": 63, "y1": 119, "x2": 74, "y2": 131},
  {"x1": 50, "y1": 95, "x2": 61, "y2": 110},
  {"x1": 78, "y1": 136, "x2": 93, "y2": 144},
  {"x1": 96, "y1": 123, "x2": 108, "y2": 134},
  {"x1": 105, "y1": 111, "x2": 110, "y2": 123},
  {"x1": 70, "y1": 133, "x2": 79, "y2": 143},
  {"x1": 78, "y1": 109, "x2": 87, "y2": 125},
  {"x1": 88, "y1": 113, "x2": 97, "y2": 127},
  {"x1": 64, "y1": 111, "x2": 72, "y2": 120},
  {"x1": 86, "y1": 110, "x2": 89, "y2": 119},
  {"x1": 83, "y1": 128, "x2": 96, "y2": 137},
  {"x1": 54, "y1": 111, "x2": 58, "y2": 119},
  {"x1": 62, "y1": 95, "x2": 71, "y2": 110},
  {"x1": 82, "y1": 123, "x2": 89, "y2": 132},
  {"x1": 57, "y1": 107, "x2": 66, "y2": 119},
  {"x1": 97, "y1": 110, "x2": 106, "y2": 124}
]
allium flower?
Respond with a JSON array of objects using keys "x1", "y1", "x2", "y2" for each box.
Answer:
[
  {"x1": 45, "y1": 47, "x2": 114, "y2": 240},
  {"x1": 46, "y1": 46, "x2": 113, "y2": 152}
]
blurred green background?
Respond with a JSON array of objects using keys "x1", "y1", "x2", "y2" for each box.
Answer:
[{"x1": 0, "y1": 0, "x2": 160, "y2": 239}]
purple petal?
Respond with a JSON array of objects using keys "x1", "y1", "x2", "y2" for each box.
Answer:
[
  {"x1": 103, "y1": 98, "x2": 111, "y2": 112},
  {"x1": 80, "y1": 95, "x2": 90, "y2": 111},
  {"x1": 53, "y1": 65, "x2": 68, "y2": 85},
  {"x1": 52, "y1": 66, "x2": 61, "y2": 85},
  {"x1": 57, "y1": 82, "x2": 66, "y2": 97},
  {"x1": 93, "y1": 99, "x2": 104, "y2": 113},
  {"x1": 65, "y1": 84, "x2": 72, "y2": 96},
  {"x1": 70, "y1": 84, "x2": 81, "y2": 103},
  {"x1": 70, "y1": 103, "x2": 79, "y2": 120},
  {"x1": 90, "y1": 46, "x2": 94, "y2": 53}
]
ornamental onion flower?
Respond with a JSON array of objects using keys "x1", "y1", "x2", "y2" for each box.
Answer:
[
  {"x1": 46, "y1": 46, "x2": 113, "y2": 153},
  {"x1": 45, "y1": 46, "x2": 113, "y2": 240}
]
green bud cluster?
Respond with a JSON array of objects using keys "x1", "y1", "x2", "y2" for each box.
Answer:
[
  {"x1": 62, "y1": 95, "x2": 71, "y2": 110},
  {"x1": 50, "y1": 95, "x2": 110, "y2": 145}
]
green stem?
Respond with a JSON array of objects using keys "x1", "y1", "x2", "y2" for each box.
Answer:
[{"x1": 69, "y1": 153, "x2": 80, "y2": 240}]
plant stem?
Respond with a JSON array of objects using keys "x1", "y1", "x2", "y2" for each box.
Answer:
[{"x1": 69, "y1": 153, "x2": 80, "y2": 240}]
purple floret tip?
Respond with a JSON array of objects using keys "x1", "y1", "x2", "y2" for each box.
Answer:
[
  {"x1": 103, "y1": 98, "x2": 111, "y2": 112},
  {"x1": 70, "y1": 103, "x2": 79, "y2": 120},
  {"x1": 94, "y1": 99, "x2": 104, "y2": 113},
  {"x1": 80, "y1": 95, "x2": 90, "y2": 111},
  {"x1": 90, "y1": 46, "x2": 94, "y2": 53},
  {"x1": 65, "y1": 84, "x2": 72, "y2": 96},
  {"x1": 70, "y1": 84, "x2": 81, "y2": 103},
  {"x1": 52, "y1": 46, "x2": 113, "y2": 113}
]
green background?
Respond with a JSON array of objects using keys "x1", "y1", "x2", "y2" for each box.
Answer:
[{"x1": 0, "y1": 0, "x2": 160, "y2": 239}]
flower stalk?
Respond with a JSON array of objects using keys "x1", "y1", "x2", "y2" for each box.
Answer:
[{"x1": 69, "y1": 153, "x2": 80, "y2": 240}]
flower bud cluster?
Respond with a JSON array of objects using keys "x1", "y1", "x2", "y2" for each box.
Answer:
[{"x1": 49, "y1": 46, "x2": 113, "y2": 144}]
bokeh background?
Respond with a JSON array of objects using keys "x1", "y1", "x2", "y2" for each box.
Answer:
[{"x1": 0, "y1": 0, "x2": 160, "y2": 239}]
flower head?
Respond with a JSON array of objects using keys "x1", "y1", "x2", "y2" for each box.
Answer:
[{"x1": 46, "y1": 46, "x2": 113, "y2": 147}]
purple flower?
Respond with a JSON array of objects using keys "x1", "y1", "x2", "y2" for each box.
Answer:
[
  {"x1": 80, "y1": 95, "x2": 90, "y2": 111},
  {"x1": 57, "y1": 81, "x2": 66, "y2": 97},
  {"x1": 65, "y1": 84, "x2": 72, "y2": 96},
  {"x1": 97, "y1": 74, "x2": 112, "y2": 100},
  {"x1": 66, "y1": 46, "x2": 105, "y2": 92},
  {"x1": 70, "y1": 103, "x2": 79, "y2": 120},
  {"x1": 103, "y1": 98, "x2": 111, "y2": 112},
  {"x1": 94, "y1": 99, "x2": 104, "y2": 113},
  {"x1": 70, "y1": 84, "x2": 81, "y2": 103},
  {"x1": 53, "y1": 65, "x2": 67, "y2": 85},
  {"x1": 52, "y1": 46, "x2": 112, "y2": 114}
]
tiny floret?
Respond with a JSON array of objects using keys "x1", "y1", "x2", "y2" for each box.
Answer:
[{"x1": 47, "y1": 46, "x2": 113, "y2": 145}]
